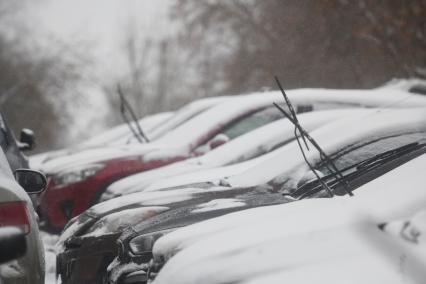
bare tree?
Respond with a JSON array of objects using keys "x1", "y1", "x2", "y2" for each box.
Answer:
[
  {"x1": 170, "y1": 0, "x2": 426, "y2": 95},
  {"x1": 0, "y1": 1, "x2": 94, "y2": 152}
]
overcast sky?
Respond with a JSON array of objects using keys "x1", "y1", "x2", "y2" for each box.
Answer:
[
  {"x1": 32, "y1": 0, "x2": 173, "y2": 79},
  {"x1": 27, "y1": 0, "x2": 174, "y2": 144}
]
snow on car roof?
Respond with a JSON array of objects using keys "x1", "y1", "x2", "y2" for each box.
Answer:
[
  {"x1": 104, "y1": 108, "x2": 368, "y2": 199},
  {"x1": 146, "y1": 96, "x2": 233, "y2": 141},
  {"x1": 29, "y1": 112, "x2": 173, "y2": 170},
  {"x1": 155, "y1": 88, "x2": 426, "y2": 148},
  {"x1": 81, "y1": 111, "x2": 174, "y2": 147},
  {"x1": 152, "y1": 153, "x2": 426, "y2": 284}
]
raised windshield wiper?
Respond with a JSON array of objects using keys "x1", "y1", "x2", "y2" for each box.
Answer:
[
  {"x1": 293, "y1": 142, "x2": 426, "y2": 199},
  {"x1": 117, "y1": 84, "x2": 150, "y2": 143},
  {"x1": 273, "y1": 77, "x2": 353, "y2": 198}
]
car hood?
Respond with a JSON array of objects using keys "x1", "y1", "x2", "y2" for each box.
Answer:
[
  {"x1": 152, "y1": 153, "x2": 426, "y2": 275},
  {"x1": 118, "y1": 184, "x2": 293, "y2": 245},
  {"x1": 154, "y1": 205, "x2": 426, "y2": 284},
  {"x1": 57, "y1": 183, "x2": 226, "y2": 251},
  {"x1": 40, "y1": 143, "x2": 176, "y2": 174}
]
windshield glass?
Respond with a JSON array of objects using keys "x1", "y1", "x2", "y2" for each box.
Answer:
[
  {"x1": 316, "y1": 132, "x2": 426, "y2": 175},
  {"x1": 289, "y1": 132, "x2": 426, "y2": 198}
]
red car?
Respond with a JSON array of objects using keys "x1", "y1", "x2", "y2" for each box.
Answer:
[{"x1": 39, "y1": 93, "x2": 285, "y2": 230}]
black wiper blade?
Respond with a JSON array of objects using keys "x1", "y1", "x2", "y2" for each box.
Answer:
[
  {"x1": 274, "y1": 77, "x2": 353, "y2": 197},
  {"x1": 294, "y1": 142, "x2": 426, "y2": 199},
  {"x1": 355, "y1": 142, "x2": 422, "y2": 170},
  {"x1": 117, "y1": 84, "x2": 150, "y2": 143}
]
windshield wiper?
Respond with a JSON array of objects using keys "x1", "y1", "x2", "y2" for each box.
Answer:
[
  {"x1": 293, "y1": 142, "x2": 426, "y2": 199},
  {"x1": 117, "y1": 84, "x2": 150, "y2": 143},
  {"x1": 273, "y1": 77, "x2": 353, "y2": 198}
]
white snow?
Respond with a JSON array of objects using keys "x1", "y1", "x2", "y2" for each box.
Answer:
[
  {"x1": 29, "y1": 111, "x2": 172, "y2": 170},
  {"x1": 83, "y1": 206, "x2": 169, "y2": 237},
  {"x1": 152, "y1": 153, "x2": 426, "y2": 284},
  {"x1": 192, "y1": 199, "x2": 246, "y2": 213},
  {"x1": 227, "y1": 107, "x2": 426, "y2": 188},
  {"x1": 80, "y1": 111, "x2": 173, "y2": 147},
  {"x1": 32, "y1": 96, "x2": 227, "y2": 171},
  {"x1": 147, "y1": 107, "x2": 426, "y2": 194},
  {"x1": 103, "y1": 108, "x2": 364, "y2": 200},
  {"x1": 40, "y1": 231, "x2": 59, "y2": 284},
  {"x1": 38, "y1": 87, "x2": 426, "y2": 174}
]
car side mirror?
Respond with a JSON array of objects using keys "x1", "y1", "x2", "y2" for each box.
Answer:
[
  {"x1": 209, "y1": 134, "x2": 229, "y2": 150},
  {"x1": 13, "y1": 169, "x2": 47, "y2": 194},
  {"x1": 0, "y1": 227, "x2": 26, "y2": 264},
  {"x1": 19, "y1": 129, "x2": 35, "y2": 151}
]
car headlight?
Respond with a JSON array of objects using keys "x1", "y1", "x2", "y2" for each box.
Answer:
[
  {"x1": 129, "y1": 228, "x2": 176, "y2": 255},
  {"x1": 53, "y1": 164, "x2": 104, "y2": 188}
]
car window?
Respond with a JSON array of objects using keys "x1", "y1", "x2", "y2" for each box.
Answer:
[
  {"x1": 221, "y1": 106, "x2": 284, "y2": 140},
  {"x1": 271, "y1": 131, "x2": 426, "y2": 192},
  {"x1": 194, "y1": 106, "x2": 283, "y2": 154}
]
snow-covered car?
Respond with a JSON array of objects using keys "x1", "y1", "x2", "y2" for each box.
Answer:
[
  {"x1": 31, "y1": 95, "x2": 237, "y2": 170},
  {"x1": 41, "y1": 85, "x2": 418, "y2": 231},
  {"x1": 151, "y1": 152, "x2": 426, "y2": 284},
  {"x1": 54, "y1": 108, "x2": 364, "y2": 284},
  {"x1": 101, "y1": 108, "x2": 362, "y2": 201},
  {"x1": 55, "y1": 107, "x2": 426, "y2": 284},
  {"x1": 0, "y1": 147, "x2": 47, "y2": 284},
  {"x1": 101, "y1": 86, "x2": 426, "y2": 202},
  {"x1": 39, "y1": 93, "x2": 282, "y2": 230},
  {"x1": 28, "y1": 111, "x2": 173, "y2": 169}
]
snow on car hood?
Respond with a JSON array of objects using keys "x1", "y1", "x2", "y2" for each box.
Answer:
[
  {"x1": 57, "y1": 186, "x2": 214, "y2": 250},
  {"x1": 153, "y1": 153, "x2": 426, "y2": 284},
  {"x1": 83, "y1": 206, "x2": 170, "y2": 238},
  {"x1": 39, "y1": 143, "x2": 170, "y2": 174},
  {"x1": 30, "y1": 112, "x2": 173, "y2": 170},
  {"x1": 143, "y1": 159, "x2": 260, "y2": 193},
  {"x1": 104, "y1": 108, "x2": 365, "y2": 199}
]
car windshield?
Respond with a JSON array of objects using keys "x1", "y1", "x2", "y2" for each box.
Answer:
[{"x1": 292, "y1": 134, "x2": 426, "y2": 199}]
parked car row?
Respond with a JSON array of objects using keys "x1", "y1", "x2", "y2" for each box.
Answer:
[{"x1": 28, "y1": 79, "x2": 426, "y2": 284}]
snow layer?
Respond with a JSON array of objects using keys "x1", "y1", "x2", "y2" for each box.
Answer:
[
  {"x1": 83, "y1": 206, "x2": 169, "y2": 237},
  {"x1": 192, "y1": 199, "x2": 246, "y2": 213},
  {"x1": 80, "y1": 111, "x2": 173, "y2": 147},
  {"x1": 40, "y1": 231, "x2": 59, "y2": 284},
  {"x1": 153, "y1": 153, "x2": 426, "y2": 284},
  {"x1": 147, "y1": 107, "x2": 426, "y2": 193},
  {"x1": 39, "y1": 87, "x2": 426, "y2": 174},
  {"x1": 29, "y1": 111, "x2": 172, "y2": 170},
  {"x1": 103, "y1": 108, "x2": 363, "y2": 200},
  {"x1": 228, "y1": 107, "x2": 426, "y2": 188}
]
